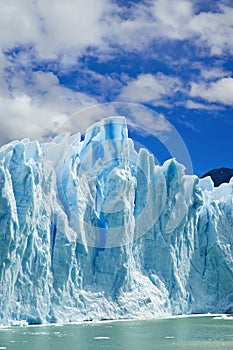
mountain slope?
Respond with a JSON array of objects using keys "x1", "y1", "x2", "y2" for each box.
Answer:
[{"x1": 201, "y1": 167, "x2": 233, "y2": 187}]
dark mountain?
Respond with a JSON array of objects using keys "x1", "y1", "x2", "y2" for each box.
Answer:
[{"x1": 201, "y1": 167, "x2": 233, "y2": 187}]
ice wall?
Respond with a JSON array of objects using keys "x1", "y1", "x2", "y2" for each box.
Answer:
[{"x1": 0, "y1": 117, "x2": 232, "y2": 325}]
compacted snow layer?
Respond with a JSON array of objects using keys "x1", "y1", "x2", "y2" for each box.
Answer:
[{"x1": 0, "y1": 117, "x2": 232, "y2": 325}]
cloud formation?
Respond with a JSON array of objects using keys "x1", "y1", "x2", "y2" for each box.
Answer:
[
  {"x1": 0, "y1": 0, "x2": 110, "y2": 59},
  {"x1": 0, "y1": 69, "x2": 96, "y2": 145},
  {"x1": 119, "y1": 73, "x2": 182, "y2": 107},
  {"x1": 190, "y1": 78, "x2": 233, "y2": 105},
  {"x1": 0, "y1": 0, "x2": 232, "y2": 144},
  {"x1": 108, "y1": 0, "x2": 233, "y2": 56}
]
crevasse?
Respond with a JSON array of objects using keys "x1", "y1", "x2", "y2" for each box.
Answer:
[{"x1": 0, "y1": 117, "x2": 232, "y2": 325}]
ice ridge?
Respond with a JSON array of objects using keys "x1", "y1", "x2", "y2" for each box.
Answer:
[{"x1": 0, "y1": 117, "x2": 232, "y2": 325}]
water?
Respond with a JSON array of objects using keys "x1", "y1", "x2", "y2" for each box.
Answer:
[{"x1": 0, "y1": 316, "x2": 232, "y2": 350}]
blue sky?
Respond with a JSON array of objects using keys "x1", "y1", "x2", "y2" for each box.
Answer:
[{"x1": 0, "y1": 0, "x2": 232, "y2": 176}]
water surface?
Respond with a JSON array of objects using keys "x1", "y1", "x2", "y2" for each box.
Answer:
[{"x1": 0, "y1": 315, "x2": 232, "y2": 350}]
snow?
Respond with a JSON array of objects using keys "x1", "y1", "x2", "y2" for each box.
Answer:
[{"x1": 0, "y1": 116, "x2": 232, "y2": 326}]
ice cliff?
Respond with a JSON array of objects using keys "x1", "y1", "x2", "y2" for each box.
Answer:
[{"x1": 0, "y1": 117, "x2": 233, "y2": 325}]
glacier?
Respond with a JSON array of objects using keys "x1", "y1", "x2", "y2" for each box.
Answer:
[{"x1": 0, "y1": 116, "x2": 233, "y2": 325}]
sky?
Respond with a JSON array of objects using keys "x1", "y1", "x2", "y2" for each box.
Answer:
[{"x1": 0, "y1": 0, "x2": 233, "y2": 176}]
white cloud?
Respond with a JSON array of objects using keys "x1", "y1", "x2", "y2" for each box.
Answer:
[
  {"x1": 0, "y1": 70, "x2": 97, "y2": 145},
  {"x1": 0, "y1": 0, "x2": 233, "y2": 146},
  {"x1": 189, "y1": 4, "x2": 233, "y2": 55},
  {"x1": 186, "y1": 65, "x2": 232, "y2": 109},
  {"x1": 190, "y1": 77, "x2": 233, "y2": 105},
  {"x1": 200, "y1": 67, "x2": 231, "y2": 80},
  {"x1": 149, "y1": 0, "x2": 193, "y2": 40},
  {"x1": 0, "y1": 0, "x2": 117, "y2": 146},
  {"x1": 0, "y1": 0, "x2": 111, "y2": 61},
  {"x1": 185, "y1": 100, "x2": 224, "y2": 110},
  {"x1": 35, "y1": 0, "x2": 111, "y2": 60},
  {"x1": 107, "y1": 1, "x2": 233, "y2": 56},
  {"x1": 1, "y1": 0, "x2": 233, "y2": 62},
  {"x1": 103, "y1": 0, "x2": 194, "y2": 51},
  {"x1": 119, "y1": 73, "x2": 182, "y2": 106},
  {"x1": 127, "y1": 107, "x2": 173, "y2": 138},
  {"x1": 0, "y1": 94, "x2": 65, "y2": 145},
  {"x1": 0, "y1": 0, "x2": 38, "y2": 48}
]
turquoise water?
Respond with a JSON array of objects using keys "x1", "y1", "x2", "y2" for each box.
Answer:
[{"x1": 0, "y1": 316, "x2": 233, "y2": 350}]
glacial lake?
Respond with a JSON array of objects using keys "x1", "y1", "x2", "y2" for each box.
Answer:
[{"x1": 0, "y1": 315, "x2": 233, "y2": 350}]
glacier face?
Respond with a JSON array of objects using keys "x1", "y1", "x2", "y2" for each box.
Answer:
[{"x1": 0, "y1": 117, "x2": 233, "y2": 325}]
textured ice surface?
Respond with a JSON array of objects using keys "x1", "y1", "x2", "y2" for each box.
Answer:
[{"x1": 0, "y1": 117, "x2": 232, "y2": 325}]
